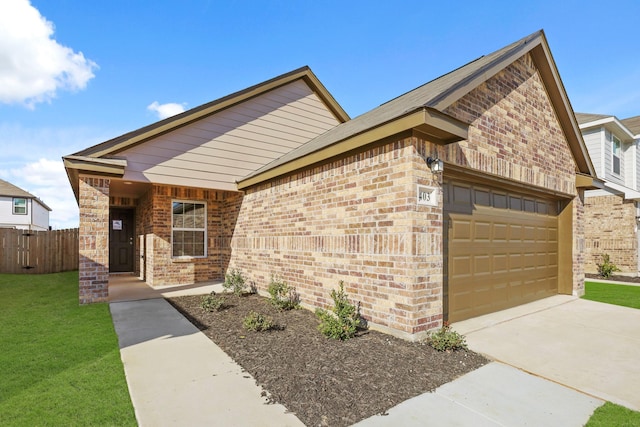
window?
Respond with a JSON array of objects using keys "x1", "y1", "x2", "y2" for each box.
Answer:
[
  {"x1": 13, "y1": 198, "x2": 27, "y2": 215},
  {"x1": 172, "y1": 201, "x2": 206, "y2": 257},
  {"x1": 612, "y1": 135, "x2": 621, "y2": 175}
]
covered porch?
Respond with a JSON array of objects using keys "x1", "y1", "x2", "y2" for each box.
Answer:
[{"x1": 108, "y1": 273, "x2": 224, "y2": 303}]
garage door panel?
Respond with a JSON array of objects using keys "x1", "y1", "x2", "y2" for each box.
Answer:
[
  {"x1": 474, "y1": 255, "x2": 491, "y2": 274},
  {"x1": 445, "y1": 179, "x2": 559, "y2": 322},
  {"x1": 474, "y1": 222, "x2": 491, "y2": 240}
]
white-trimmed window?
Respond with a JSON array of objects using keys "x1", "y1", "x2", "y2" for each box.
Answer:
[
  {"x1": 612, "y1": 135, "x2": 621, "y2": 175},
  {"x1": 13, "y1": 198, "x2": 27, "y2": 215},
  {"x1": 172, "y1": 200, "x2": 206, "y2": 257}
]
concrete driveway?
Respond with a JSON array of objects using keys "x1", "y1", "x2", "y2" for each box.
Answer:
[{"x1": 452, "y1": 295, "x2": 640, "y2": 411}]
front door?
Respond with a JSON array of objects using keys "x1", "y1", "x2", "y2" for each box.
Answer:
[{"x1": 109, "y1": 208, "x2": 134, "y2": 272}]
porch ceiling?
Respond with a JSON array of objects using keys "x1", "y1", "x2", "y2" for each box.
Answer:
[{"x1": 110, "y1": 180, "x2": 152, "y2": 199}]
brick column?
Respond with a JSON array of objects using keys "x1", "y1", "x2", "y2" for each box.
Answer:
[
  {"x1": 573, "y1": 190, "x2": 586, "y2": 297},
  {"x1": 78, "y1": 176, "x2": 110, "y2": 304}
]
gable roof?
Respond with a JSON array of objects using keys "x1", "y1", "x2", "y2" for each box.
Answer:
[
  {"x1": 238, "y1": 30, "x2": 596, "y2": 189},
  {"x1": 576, "y1": 112, "x2": 636, "y2": 141},
  {"x1": 622, "y1": 115, "x2": 640, "y2": 136},
  {"x1": 64, "y1": 66, "x2": 349, "y2": 199},
  {"x1": 0, "y1": 179, "x2": 51, "y2": 211},
  {"x1": 575, "y1": 112, "x2": 611, "y2": 125}
]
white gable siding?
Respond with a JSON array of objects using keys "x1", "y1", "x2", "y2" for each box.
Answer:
[
  {"x1": 636, "y1": 139, "x2": 640, "y2": 190},
  {"x1": 582, "y1": 128, "x2": 603, "y2": 177},
  {"x1": 120, "y1": 80, "x2": 341, "y2": 191},
  {"x1": 624, "y1": 139, "x2": 637, "y2": 189},
  {"x1": 604, "y1": 129, "x2": 625, "y2": 185},
  {"x1": 31, "y1": 201, "x2": 50, "y2": 230}
]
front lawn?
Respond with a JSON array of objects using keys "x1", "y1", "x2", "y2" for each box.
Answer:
[
  {"x1": 0, "y1": 272, "x2": 136, "y2": 426},
  {"x1": 583, "y1": 281, "x2": 640, "y2": 309},
  {"x1": 587, "y1": 402, "x2": 640, "y2": 426}
]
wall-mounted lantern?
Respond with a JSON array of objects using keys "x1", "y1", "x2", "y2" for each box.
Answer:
[{"x1": 426, "y1": 157, "x2": 444, "y2": 173}]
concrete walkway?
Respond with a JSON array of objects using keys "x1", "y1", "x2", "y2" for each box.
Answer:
[
  {"x1": 454, "y1": 295, "x2": 640, "y2": 411},
  {"x1": 110, "y1": 298, "x2": 304, "y2": 426},
  {"x1": 109, "y1": 280, "x2": 610, "y2": 426},
  {"x1": 354, "y1": 362, "x2": 602, "y2": 426}
]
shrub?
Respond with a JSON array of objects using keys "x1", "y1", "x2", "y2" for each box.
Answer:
[
  {"x1": 243, "y1": 311, "x2": 275, "y2": 332},
  {"x1": 315, "y1": 281, "x2": 361, "y2": 340},
  {"x1": 597, "y1": 254, "x2": 620, "y2": 279},
  {"x1": 427, "y1": 322, "x2": 467, "y2": 352},
  {"x1": 200, "y1": 291, "x2": 226, "y2": 312},
  {"x1": 223, "y1": 269, "x2": 247, "y2": 296},
  {"x1": 268, "y1": 276, "x2": 300, "y2": 310}
]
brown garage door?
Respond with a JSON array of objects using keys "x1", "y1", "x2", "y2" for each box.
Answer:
[{"x1": 444, "y1": 179, "x2": 559, "y2": 322}]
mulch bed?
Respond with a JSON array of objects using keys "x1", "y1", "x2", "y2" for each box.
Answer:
[
  {"x1": 585, "y1": 273, "x2": 640, "y2": 283},
  {"x1": 167, "y1": 293, "x2": 487, "y2": 427}
]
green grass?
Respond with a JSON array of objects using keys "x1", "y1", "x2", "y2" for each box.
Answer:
[
  {"x1": 0, "y1": 272, "x2": 136, "y2": 426},
  {"x1": 587, "y1": 402, "x2": 640, "y2": 426},
  {"x1": 583, "y1": 281, "x2": 640, "y2": 309}
]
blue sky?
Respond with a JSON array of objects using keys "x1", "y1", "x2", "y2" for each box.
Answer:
[{"x1": 1, "y1": 0, "x2": 639, "y2": 228}]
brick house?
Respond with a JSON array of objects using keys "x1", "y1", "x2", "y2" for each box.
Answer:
[
  {"x1": 576, "y1": 113, "x2": 640, "y2": 275},
  {"x1": 65, "y1": 30, "x2": 599, "y2": 339}
]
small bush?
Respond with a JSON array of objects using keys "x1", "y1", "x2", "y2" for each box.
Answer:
[
  {"x1": 268, "y1": 276, "x2": 300, "y2": 310},
  {"x1": 243, "y1": 311, "x2": 275, "y2": 332},
  {"x1": 315, "y1": 281, "x2": 361, "y2": 340},
  {"x1": 223, "y1": 269, "x2": 247, "y2": 296},
  {"x1": 200, "y1": 291, "x2": 226, "y2": 312},
  {"x1": 597, "y1": 254, "x2": 620, "y2": 278},
  {"x1": 427, "y1": 323, "x2": 467, "y2": 352}
]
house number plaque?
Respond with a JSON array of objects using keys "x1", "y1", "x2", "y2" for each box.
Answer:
[{"x1": 417, "y1": 185, "x2": 438, "y2": 206}]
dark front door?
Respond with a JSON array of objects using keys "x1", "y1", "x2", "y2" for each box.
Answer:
[{"x1": 109, "y1": 208, "x2": 134, "y2": 272}]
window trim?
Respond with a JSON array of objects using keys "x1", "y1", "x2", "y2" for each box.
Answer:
[
  {"x1": 612, "y1": 134, "x2": 621, "y2": 176},
  {"x1": 12, "y1": 198, "x2": 27, "y2": 215},
  {"x1": 171, "y1": 199, "x2": 207, "y2": 259}
]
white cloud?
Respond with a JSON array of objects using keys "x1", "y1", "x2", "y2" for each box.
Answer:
[
  {"x1": 147, "y1": 101, "x2": 187, "y2": 119},
  {"x1": 2, "y1": 158, "x2": 78, "y2": 230},
  {"x1": 0, "y1": 123, "x2": 117, "y2": 229},
  {"x1": 0, "y1": 0, "x2": 98, "y2": 107}
]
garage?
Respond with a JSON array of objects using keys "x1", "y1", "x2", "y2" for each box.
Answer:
[{"x1": 444, "y1": 178, "x2": 563, "y2": 322}]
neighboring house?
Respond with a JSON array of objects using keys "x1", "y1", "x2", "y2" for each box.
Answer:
[
  {"x1": 0, "y1": 179, "x2": 51, "y2": 231},
  {"x1": 65, "y1": 30, "x2": 599, "y2": 339},
  {"x1": 576, "y1": 113, "x2": 640, "y2": 275}
]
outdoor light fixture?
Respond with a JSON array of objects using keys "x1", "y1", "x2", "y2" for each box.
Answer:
[{"x1": 426, "y1": 157, "x2": 444, "y2": 173}]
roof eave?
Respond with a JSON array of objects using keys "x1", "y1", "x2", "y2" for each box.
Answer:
[
  {"x1": 528, "y1": 34, "x2": 596, "y2": 177},
  {"x1": 427, "y1": 32, "x2": 542, "y2": 111},
  {"x1": 71, "y1": 67, "x2": 350, "y2": 159},
  {"x1": 578, "y1": 117, "x2": 636, "y2": 141},
  {"x1": 427, "y1": 30, "x2": 597, "y2": 178},
  {"x1": 576, "y1": 173, "x2": 605, "y2": 190},
  {"x1": 63, "y1": 155, "x2": 127, "y2": 203},
  {"x1": 237, "y1": 108, "x2": 468, "y2": 190}
]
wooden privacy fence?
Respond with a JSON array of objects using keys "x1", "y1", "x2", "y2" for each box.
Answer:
[{"x1": 0, "y1": 228, "x2": 79, "y2": 274}]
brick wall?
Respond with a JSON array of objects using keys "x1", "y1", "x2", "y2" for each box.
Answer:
[
  {"x1": 139, "y1": 184, "x2": 233, "y2": 286},
  {"x1": 226, "y1": 137, "x2": 443, "y2": 338},
  {"x1": 225, "y1": 52, "x2": 583, "y2": 338},
  {"x1": 573, "y1": 192, "x2": 586, "y2": 295},
  {"x1": 441, "y1": 54, "x2": 577, "y2": 197},
  {"x1": 79, "y1": 176, "x2": 110, "y2": 304},
  {"x1": 584, "y1": 195, "x2": 638, "y2": 274}
]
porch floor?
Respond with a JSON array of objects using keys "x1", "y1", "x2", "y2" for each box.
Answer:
[{"x1": 108, "y1": 274, "x2": 224, "y2": 303}]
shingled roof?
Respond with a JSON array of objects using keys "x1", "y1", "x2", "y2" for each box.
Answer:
[
  {"x1": 622, "y1": 116, "x2": 640, "y2": 136},
  {"x1": 575, "y1": 112, "x2": 612, "y2": 125},
  {"x1": 0, "y1": 179, "x2": 51, "y2": 211},
  {"x1": 238, "y1": 30, "x2": 595, "y2": 189},
  {"x1": 576, "y1": 112, "x2": 636, "y2": 142}
]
